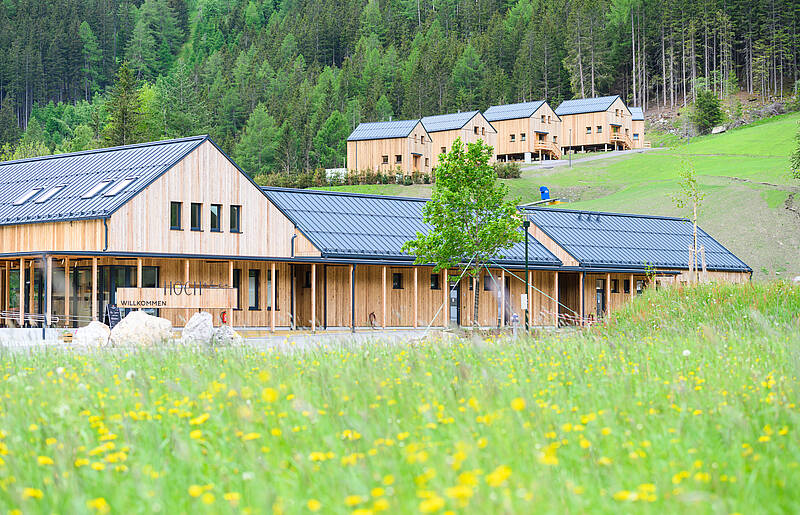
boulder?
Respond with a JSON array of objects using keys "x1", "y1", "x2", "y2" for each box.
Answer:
[
  {"x1": 182, "y1": 311, "x2": 215, "y2": 345},
  {"x1": 711, "y1": 126, "x2": 726, "y2": 134},
  {"x1": 109, "y1": 310, "x2": 173, "y2": 347},
  {"x1": 211, "y1": 325, "x2": 243, "y2": 347},
  {"x1": 73, "y1": 321, "x2": 111, "y2": 346}
]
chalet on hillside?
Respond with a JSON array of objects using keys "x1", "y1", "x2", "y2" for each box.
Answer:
[
  {"x1": 346, "y1": 119, "x2": 432, "y2": 174},
  {"x1": 483, "y1": 100, "x2": 562, "y2": 162},
  {"x1": 630, "y1": 107, "x2": 648, "y2": 148},
  {"x1": 555, "y1": 95, "x2": 633, "y2": 152},
  {"x1": 421, "y1": 111, "x2": 498, "y2": 167}
]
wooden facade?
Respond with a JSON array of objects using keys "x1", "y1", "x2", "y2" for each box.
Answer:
[
  {"x1": 346, "y1": 121, "x2": 432, "y2": 175},
  {"x1": 488, "y1": 102, "x2": 562, "y2": 161},
  {"x1": 631, "y1": 118, "x2": 645, "y2": 148},
  {"x1": 559, "y1": 97, "x2": 634, "y2": 152},
  {"x1": 425, "y1": 112, "x2": 498, "y2": 168}
]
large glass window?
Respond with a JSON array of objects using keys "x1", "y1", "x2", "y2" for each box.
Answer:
[
  {"x1": 210, "y1": 204, "x2": 221, "y2": 232},
  {"x1": 191, "y1": 203, "x2": 202, "y2": 231},
  {"x1": 267, "y1": 270, "x2": 279, "y2": 310},
  {"x1": 230, "y1": 205, "x2": 241, "y2": 233},
  {"x1": 392, "y1": 272, "x2": 403, "y2": 290},
  {"x1": 248, "y1": 269, "x2": 260, "y2": 310},
  {"x1": 232, "y1": 269, "x2": 241, "y2": 310},
  {"x1": 170, "y1": 202, "x2": 182, "y2": 230}
]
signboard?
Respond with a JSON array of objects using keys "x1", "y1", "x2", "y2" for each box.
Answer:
[
  {"x1": 520, "y1": 293, "x2": 528, "y2": 310},
  {"x1": 116, "y1": 283, "x2": 237, "y2": 310},
  {"x1": 105, "y1": 305, "x2": 122, "y2": 328}
]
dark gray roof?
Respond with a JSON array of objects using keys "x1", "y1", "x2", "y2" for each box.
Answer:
[
  {"x1": 555, "y1": 95, "x2": 628, "y2": 116},
  {"x1": 0, "y1": 136, "x2": 207, "y2": 226},
  {"x1": 523, "y1": 207, "x2": 750, "y2": 272},
  {"x1": 347, "y1": 119, "x2": 422, "y2": 141},
  {"x1": 630, "y1": 107, "x2": 644, "y2": 121},
  {"x1": 421, "y1": 111, "x2": 496, "y2": 133},
  {"x1": 484, "y1": 100, "x2": 547, "y2": 121},
  {"x1": 263, "y1": 188, "x2": 561, "y2": 266}
]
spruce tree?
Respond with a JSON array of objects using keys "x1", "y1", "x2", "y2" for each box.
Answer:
[{"x1": 105, "y1": 62, "x2": 142, "y2": 146}]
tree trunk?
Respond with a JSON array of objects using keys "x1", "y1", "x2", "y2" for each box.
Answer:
[
  {"x1": 632, "y1": 7, "x2": 637, "y2": 106},
  {"x1": 662, "y1": 23, "x2": 667, "y2": 108},
  {"x1": 473, "y1": 274, "x2": 480, "y2": 326}
]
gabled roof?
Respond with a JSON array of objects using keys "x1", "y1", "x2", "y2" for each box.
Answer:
[
  {"x1": 630, "y1": 107, "x2": 644, "y2": 121},
  {"x1": 523, "y1": 207, "x2": 750, "y2": 272},
  {"x1": 484, "y1": 100, "x2": 552, "y2": 122},
  {"x1": 0, "y1": 136, "x2": 208, "y2": 226},
  {"x1": 555, "y1": 95, "x2": 629, "y2": 116},
  {"x1": 421, "y1": 111, "x2": 496, "y2": 133},
  {"x1": 262, "y1": 188, "x2": 561, "y2": 266},
  {"x1": 347, "y1": 119, "x2": 423, "y2": 141}
]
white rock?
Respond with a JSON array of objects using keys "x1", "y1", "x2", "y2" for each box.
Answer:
[
  {"x1": 73, "y1": 321, "x2": 110, "y2": 346},
  {"x1": 181, "y1": 311, "x2": 215, "y2": 345},
  {"x1": 711, "y1": 125, "x2": 726, "y2": 134},
  {"x1": 212, "y1": 325, "x2": 243, "y2": 346},
  {"x1": 793, "y1": 275, "x2": 800, "y2": 284},
  {"x1": 109, "y1": 310, "x2": 172, "y2": 347}
]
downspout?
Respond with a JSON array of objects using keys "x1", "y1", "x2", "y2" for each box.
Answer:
[
  {"x1": 103, "y1": 218, "x2": 109, "y2": 252},
  {"x1": 291, "y1": 234, "x2": 297, "y2": 258}
]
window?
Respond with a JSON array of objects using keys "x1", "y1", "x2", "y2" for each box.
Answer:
[
  {"x1": 520, "y1": 133, "x2": 526, "y2": 142},
  {"x1": 190, "y1": 203, "x2": 202, "y2": 231},
  {"x1": 623, "y1": 279, "x2": 631, "y2": 294},
  {"x1": 392, "y1": 272, "x2": 403, "y2": 290},
  {"x1": 13, "y1": 187, "x2": 43, "y2": 205},
  {"x1": 636, "y1": 280, "x2": 644, "y2": 295},
  {"x1": 633, "y1": 133, "x2": 640, "y2": 140},
  {"x1": 510, "y1": 134, "x2": 516, "y2": 142},
  {"x1": 611, "y1": 279, "x2": 619, "y2": 293},
  {"x1": 440, "y1": 147, "x2": 446, "y2": 154},
  {"x1": 104, "y1": 177, "x2": 137, "y2": 197},
  {"x1": 82, "y1": 180, "x2": 112, "y2": 199},
  {"x1": 481, "y1": 127, "x2": 485, "y2": 135},
  {"x1": 230, "y1": 205, "x2": 241, "y2": 233},
  {"x1": 597, "y1": 126, "x2": 603, "y2": 133},
  {"x1": 210, "y1": 204, "x2": 222, "y2": 232},
  {"x1": 35, "y1": 185, "x2": 65, "y2": 204},
  {"x1": 248, "y1": 269, "x2": 260, "y2": 310},
  {"x1": 586, "y1": 127, "x2": 592, "y2": 134},
  {"x1": 304, "y1": 270, "x2": 311, "y2": 288},
  {"x1": 395, "y1": 155, "x2": 402, "y2": 163},
  {"x1": 424, "y1": 158, "x2": 429, "y2": 167},
  {"x1": 553, "y1": 135, "x2": 558, "y2": 143},
  {"x1": 473, "y1": 126, "x2": 479, "y2": 135},
  {"x1": 233, "y1": 269, "x2": 241, "y2": 310},
  {"x1": 483, "y1": 274, "x2": 493, "y2": 291},
  {"x1": 596, "y1": 279, "x2": 604, "y2": 291},
  {"x1": 547, "y1": 116, "x2": 551, "y2": 123},
  {"x1": 267, "y1": 270, "x2": 279, "y2": 310},
  {"x1": 170, "y1": 202, "x2": 182, "y2": 230},
  {"x1": 382, "y1": 155, "x2": 389, "y2": 164},
  {"x1": 430, "y1": 274, "x2": 440, "y2": 290},
  {"x1": 541, "y1": 115, "x2": 546, "y2": 123}
]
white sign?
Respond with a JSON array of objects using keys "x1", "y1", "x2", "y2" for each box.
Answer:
[{"x1": 520, "y1": 293, "x2": 528, "y2": 310}]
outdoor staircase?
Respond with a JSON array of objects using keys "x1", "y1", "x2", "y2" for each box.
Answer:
[{"x1": 534, "y1": 140, "x2": 562, "y2": 160}]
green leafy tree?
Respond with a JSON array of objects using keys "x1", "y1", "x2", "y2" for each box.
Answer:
[
  {"x1": 79, "y1": 21, "x2": 103, "y2": 101},
  {"x1": 691, "y1": 85, "x2": 724, "y2": 135},
  {"x1": 126, "y1": 18, "x2": 158, "y2": 80},
  {"x1": 234, "y1": 104, "x2": 279, "y2": 177},
  {"x1": 671, "y1": 159, "x2": 705, "y2": 283},
  {"x1": 105, "y1": 62, "x2": 142, "y2": 146},
  {"x1": 402, "y1": 138, "x2": 523, "y2": 324},
  {"x1": 451, "y1": 43, "x2": 486, "y2": 110},
  {"x1": 313, "y1": 110, "x2": 349, "y2": 169}
]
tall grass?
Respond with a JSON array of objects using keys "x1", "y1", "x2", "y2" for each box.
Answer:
[{"x1": 0, "y1": 282, "x2": 798, "y2": 514}]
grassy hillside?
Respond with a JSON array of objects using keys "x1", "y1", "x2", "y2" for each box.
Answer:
[
  {"x1": 322, "y1": 112, "x2": 800, "y2": 281},
  {"x1": 1, "y1": 283, "x2": 798, "y2": 513}
]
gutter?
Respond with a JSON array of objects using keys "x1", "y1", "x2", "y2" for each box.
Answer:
[{"x1": 103, "y1": 218, "x2": 109, "y2": 251}]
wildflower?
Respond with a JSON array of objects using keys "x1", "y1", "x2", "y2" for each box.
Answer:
[
  {"x1": 188, "y1": 485, "x2": 203, "y2": 497},
  {"x1": 262, "y1": 388, "x2": 279, "y2": 403},
  {"x1": 682, "y1": 350, "x2": 691, "y2": 357},
  {"x1": 372, "y1": 498, "x2": 390, "y2": 511},
  {"x1": 37, "y1": 455, "x2": 54, "y2": 466},
  {"x1": 91, "y1": 462, "x2": 106, "y2": 471},
  {"x1": 74, "y1": 458, "x2": 89, "y2": 467},
  {"x1": 445, "y1": 484, "x2": 473, "y2": 500},
  {"x1": 382, "y1": 474, "x2": 395, "y2": 486},
  {"x1": 271, "y1": 428, "x2": 282, "y2": 437},
  {"x1": 87, "y1": 497, "x2": 110, "y2": 513},
  {"x1": 511, "y1": 398, "x2": 526, "y2": 411},
  {"x1": 223, "y1": 492, "x2": 240, "y2": 503},
  {"x1": 307, "y1": 499, "x2": 322, "y2": 511},
  {"x1": 242, "y1": 432, "x2": 261, "y2": 441},
  {"x1": 419, "y1": 494, "x2": 445, "y2": 513},
  {"x1": 22, "y1": 487, "x2": 44, "y2": 499},
  {"x1": 45, "y1": 437, "x2": 57, "y2": 446},
  {"x1": 486, "y1": 465, "x2": 512, "y2": 486},
  {"x1": 125, "y1": 370, "x2": 136, "y2": 380},
  {"x1": 345, "y1": 495, "x2": 364, "y2": 506},
  {"x1": 613, "y1": 490, "x2": 635, "y2": 501},
  {"x1": 190, "y1": 413, "x2": 210, "y2": 426},
  {"x1": 201, "y1": 492, "x2": 215, "y2": 505},
  {"x1": 190, "y1": 430, "x2": 203, "y2": 440},
  {"x1": 371, "y1": 487, "x2": 385, "y2": 497},
  {"x1": 597, "y1": 456, "x2": 613, "y2": 466}
]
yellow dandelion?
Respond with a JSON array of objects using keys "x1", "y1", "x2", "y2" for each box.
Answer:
[
  {"x1": 345, "y1": 495, "x2": 364, "y2": 506},
  {"x1": 190, "y1": 430, "x2": 203, "y2": 440},
  {"x1": 223, "y1": 492, "x2": 240, "y2": 503},
  {"x1": 190, "y1": 413, "x2": 210, "y2": 426},
  {"x1": 382, "y1": 474, "x2": 395, "y2": 486},
  {"x1": 419, "y1": 495, "x2": 445, "y2": 513},
  {"x1": 188, "y1": 485, "x2": 203, "y2": 497},
  {"x1": 511, "y1": 398, "x2": 526, "y2": 411},
  {"x1": 262, "y1": 387, "x2": 279, "y2": 403},
  {"x1": 371, "y1": 487, "x2": 385, "y2": 498},
  {"x1": 91, "y1": 462, "x2": 106, "y2": 471},
  {"x1": 22, "y1": 487, "x2": 44, "y2": 499},
  {"x1": 87, "y1": 497, "x2": 110, "y2": 513},
  {"x1": 242, "y1": 432, "x2": 261, "y2": 441},
  {"x1": 307, "y1": 499, "x2": 322, "y2": 512},
  {"x1": 486, "y1": 465, "x2": 512, "y2": 487},
  {"x1": 37, "y1": 455, "x2": 54, "y2": 466},
  {"x1": 445, "y1": 484, "x2": 473, "y2": 500},
  {"x1": 201, "y1": 492, "x2": 215, "y2": 505}
]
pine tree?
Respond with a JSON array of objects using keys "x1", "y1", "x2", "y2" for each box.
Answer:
[
  {"x1": 313, "y1": 110, "x2": 349, "y2": 169},
  {"x1": 234, "y1": 104, "x2": 280, "y2": 177},
  {"x1": 79, "y1": 21, "x2": 102, "y2": 101},
  {"x1": 105, "y1": 62, "x2": 142, "y2": 146}
]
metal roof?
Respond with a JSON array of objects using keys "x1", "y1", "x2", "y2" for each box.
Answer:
[
  {"x1": 630, "y1": 107, "x2": 644, "y2": 121},
  {"x1": 555, "y1": 95, "x2": 629, "y2": 116},
  {"x1": 421, "y1": 111, "x2": 496, "y2": 133},
  {"x1": 262, "y1": 188, "x2": 561, "y2": 266},
  {"x1": 484, "y1": 100, "x2": 548, "y2": 122},
  {"x1": 346, "y1": 119, "x2": 423, "y2": 141},
  {"x1": 0, "y1": 136, "x2": 207, "y2": 226},
  {"x1": 523, "y1": 207, "x2": 750, "y2": 272}
]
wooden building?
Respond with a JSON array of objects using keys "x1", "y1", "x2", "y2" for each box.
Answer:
[
  {"x1": 0, "y1": 136, "x2": 749, "y2": 334},
  {"x1": 346, "y1": 119, "x2": 432, "y2": 175},
  {"x1": 555, "y1": 95, "x2": 634, "y2": 152},
  {"x1": 421, "y1": 111, "x2": 498, "y2": 167},
  {"x1": 630, "y1": 107, "x2": 648, "y2": 148},
  {"x1": 483, "y1": 100, "x2": 562, "y2": 162}
]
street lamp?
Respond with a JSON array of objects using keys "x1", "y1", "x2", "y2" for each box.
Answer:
[
  {"x1": 568, "y1": 128, "x2": 572, "y2": 168},
  {"x1": 523, "y1": 219, "x2": 530, "y2": 332}
]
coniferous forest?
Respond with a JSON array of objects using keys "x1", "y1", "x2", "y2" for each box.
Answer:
[{"x1": 0, "y1": 0, "x2": 797, "y2": 176}]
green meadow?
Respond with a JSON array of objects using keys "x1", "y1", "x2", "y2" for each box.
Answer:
[{"x1": 1, "y1": 282, "x2": 799, "y2": 514}]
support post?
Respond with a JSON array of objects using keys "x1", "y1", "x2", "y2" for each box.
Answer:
[
  {"x1": 527, "y1": 270, "x2": 533, "y2": 327},
  {"x1": 350, "y1": 264, "x2": 355, "y2": 333},
  {"x1": 271, "y1": 262, "x2": 276, "y2": 332},
  {"x1": 64, "y1": 258, "x2": 70, "y2": 328},
  {"x1": 311, "y1": 264, "x2": 316, "y2": 333},
  {"x1": 29, "y1": 260, "x2": 35, "y2": 323},
  {"x1": 413, "y1": 267, "x2": 418, "y2": 329},
  {"x1": 553, "y1": 271, "x2": 559, "y2": 327},
  {"x1": 184, "y1": 259, "x2": 190, "y2": 322},
  {"x1": 137, "y1": 258, "x2": 142, "y2": 311},
  {"x1": 442, "y1": 269, "x2": 448, "y2": 328},
  {"x1": 606, "y1": 272, "x2": 611, "y2": 316},
  {"x1": 500, "y1": 269, "x2": 505, "y2": 327},
  {"x1": 579, "y1": 271, "x2": 585, "y2": 326},
  {"x1": 323, "y1": 265, "x2": 328, "y2": 329},
  {"x1": 382, "y1": 266, "x2": 387, "y2": 329},
  {"x1": 45, "y1": 256, "x2": 52, "y2": 327},
  {"x1": 228, "y1": 260, "x2": 235, "y2": 328},
  {"x1": 523, "y1": 220, "x2": 530, "y2": 331},
  {"x1": 19, "y1": 258, "x2": 24, "y2": 327},
  {"x1": 92, "y1": 258, "x2": 98, "y2": 322},
  {"x1": 630, "y1": 273, "x2": 634, "y2": 301}
]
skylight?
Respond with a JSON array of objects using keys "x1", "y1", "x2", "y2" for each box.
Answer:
[
  {"x1": 82, "y1": 180, "x2": 113, "y2": 199},
  {"x1": 104, "y1": 177, "x2": 137, "y2": 197},
  {"x1": 34, "y1": 185, "x2": 65, "y2": 204},
  {"x1": 13, "y1": 188, "x2": 43, "y2": 205}
]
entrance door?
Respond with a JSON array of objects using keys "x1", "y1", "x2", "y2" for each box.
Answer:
[
  {"x1": 595, "y1": 279, "x2": 605, "y2": 317},
  {"x1": 448, "y1": 277, "x2": 460, "y2": 326},
  {"x1": 413, "y1": 155, "x2": 420, "y2": 170}
]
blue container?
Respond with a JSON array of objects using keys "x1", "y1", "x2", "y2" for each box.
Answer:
[{"x1": 540, "y1": 186, "x2": 550, "y2": 201}]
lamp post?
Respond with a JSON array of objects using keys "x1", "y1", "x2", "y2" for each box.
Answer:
[
  {"x1": 568, "y1": 128, "x2": 572, "y2": 168},
  {"x1": 523, "y1": 219, "x2": 530, "y2": 332}
]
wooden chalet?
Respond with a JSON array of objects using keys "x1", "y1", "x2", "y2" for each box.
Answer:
[
  {"x1": 421, "y1": 111, "x2": 498, "y2": 167},
  {"x1": 483, "y1": 100, "x2": 562, "y2": 162},
  {"x1": 555, "y1": 95, "x2": 634, "y2": 152},
  {"x1": 0, "y1": 136, "x2": 750, "y2": 334},
  {"x1": 630, "y1": 107, "x2": 648, "y2": 148},
  {"x1": 346, "y1": 119, "x2": 432, "y2": 175}
]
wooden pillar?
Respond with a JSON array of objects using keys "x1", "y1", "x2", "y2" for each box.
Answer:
[
  {"x1": 228, "y1": 260, "x2": 234, "y2": 328},
  {"x1": 553, "y1": 271, "x2": 559, "y2": 327},
  {"x1": 500, "y1": 269, "x2": 505, "y2": 327},
  {"x1": 184, "y1": 259, "x2": 190, "y2": 323},
  {"x1": 605, "y1": 272, "x2": 611, "y2": 316},
  {"x1": 442, "y1": 269, "x2": 448, "y2": 328},
  {"x1": 349, "y1": 265, "x2": 355, "y2": 332},
  {"x1": 630, "y1": 273, "x2": 635, "y2": 301},
  {"x1": 311, "y1": 264, "x2": 316, "y2": 333},
  {"x1": 270, "y1": 262, "x2": 276, "y2": 332},
  {"x1": 92, "y1": 258, "x2": 98, "y2": 322},
  {"x1": 29, "y1": 260, "x2": 35, "y2": 321},
  {"x1": 19, "y1": 258, "x2": 24, "y2": 327},
  {"x1": 527, "y1": 270, "x2": 533, "y2": 326},
  {"x1": 45, "y1": 256, "x2": 52, "y2": 327},
  {"x1": 413, "y1": 267, "x2": 418, "y2": 329},
  {"x1": 136, "y1": 258, "x2": 142, "y2": 311},
  {"x1": 4, "y1": 261, "x2": 9, "y2": 325},
  {"x1": 579, "y1": 272, "x2": 584, "y2": 326},
  {"x1": 382, "y1": 266, "x2": 387, "y2": 329},
  {"x1": 64, "y1": 258, "x2": 70, "y2": 328}
]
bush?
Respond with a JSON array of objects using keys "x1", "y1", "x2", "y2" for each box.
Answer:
[
  {"x1": 255, "y1": 167, "x2": 437, "y2": 189},
  {"x1": 691, "y1": 87, "x2": 724, "y2": 134},
  {"x1": 493, "y1": 162, "x2": 521, "y2": 179}
]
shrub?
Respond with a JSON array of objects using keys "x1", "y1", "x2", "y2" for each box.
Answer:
[
  {"x1": 494, "y1": 162, "x2": 521, "y2": 179},
  {"x1": 691, "y1": 86, "x2": 724, "y2": 135}
]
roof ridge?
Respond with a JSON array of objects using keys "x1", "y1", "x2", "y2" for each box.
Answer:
[
  {"x1": 262, "y1": 186, "x2": 432, "y2": 202},
  {"x1": 524, "y1": 206, "x2": 690, "y2": 223},
  {"x1": 0, "y1": 135, "x2": 208, "y2": 167}
]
